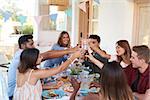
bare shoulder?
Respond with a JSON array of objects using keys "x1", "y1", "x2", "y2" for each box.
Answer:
[
  {"x1": 30, "y1": 69, "x2": 42, "y2": 78},
  {"x1": 31, "y1": 69, "x2": 43, "y2": 75}
]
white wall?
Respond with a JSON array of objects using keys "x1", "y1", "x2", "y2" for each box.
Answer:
[
  {"x1": 98, "y1": 0, "x2": 134, "y2": 54},
  {"x1": 36, "y1": 30, "x2": 61, "y2": 52},
  {"x1": 34, "y1": 0, "x2": 61, "y2": 52},
  {"x1": 37, "y1": 31, "x2": 61, "y2": 46}
]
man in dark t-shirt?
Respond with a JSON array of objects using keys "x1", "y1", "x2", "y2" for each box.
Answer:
[
  {"x1": 130, "y1": 45, "x2": 150, "y2": 100},
  {"x1": 83, "y1": 35, "x2": 108, "y2": 74}
]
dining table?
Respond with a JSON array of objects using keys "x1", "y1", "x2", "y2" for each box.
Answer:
[
  {"x1": 42, "y1": 61, "x2": 100, "y2": 100},
  {"x1": 42, "y1": 74, "x2": 99, "y2": 100}
]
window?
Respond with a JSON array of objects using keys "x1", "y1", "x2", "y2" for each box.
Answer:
[
  {"x1": 133, "y1": 1, "x2": 150, "y2": 47},
  {"x1": 49, "y1": 6, "x2": 68, "y2": 31},
  {"x1": 89, "y1": 1, "x2": 99, "y2": 34}
]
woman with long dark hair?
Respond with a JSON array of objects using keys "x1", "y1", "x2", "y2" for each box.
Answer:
[
  {"x1": 44, "y1": 31, "x2": 71, "y2": 68},
  {"x1": 99, "y1": 61, "x2": 133, "y2": 100},
  {"x1": 13, "y1": 48, "x2": 82, "y2": 100},
  {"x1": 57, "y1": 31, "x2": 71, "y2": 48},
  {"x1": 70, "y1": 61, "x2": 133, "y2": 100},
  {"x1": 90, "y1": 40, "x2": 131, "y2": 67}
]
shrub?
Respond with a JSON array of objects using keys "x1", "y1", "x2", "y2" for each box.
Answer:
[{"x1": 22, "y1": 25, "x2": 33, "y2": 35}]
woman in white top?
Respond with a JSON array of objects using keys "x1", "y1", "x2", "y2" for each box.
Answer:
[
  {"x1": 13, "y1": 48, "x2": 82, "y2": 100},
  {"x1": 88, "y1": 40, "x2": 137, "y2": 86},
  {"x1": 89, "y1": 40, "x2": 131, "y2": 68}
]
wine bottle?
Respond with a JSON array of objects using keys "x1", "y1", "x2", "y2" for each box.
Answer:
[{"x1": 84, "y1": 50, "x2": 89, "y2": 61}]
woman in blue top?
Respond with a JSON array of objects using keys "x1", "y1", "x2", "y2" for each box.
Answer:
[{"x1": 44, "y1": 31, "x2": 71, "y2": 68}]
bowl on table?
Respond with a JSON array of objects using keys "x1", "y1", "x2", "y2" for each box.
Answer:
[
  {"x1": 79, "y1": 89, "x2": 89, "y2": 96},
  {"x1": 42, "y1": 89, "x2": 66, "y2": 99},
  {"x1": 63, "y1": 83, "x2": 74, "y2": 93}
]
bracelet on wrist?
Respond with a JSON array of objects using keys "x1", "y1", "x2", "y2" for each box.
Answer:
[{"x1": 68, "y1": 58, "x2": 73, "y2": 63}]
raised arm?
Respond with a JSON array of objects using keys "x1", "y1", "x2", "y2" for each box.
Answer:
[
  {"x1": 133, "y1": 89, "x2": 150, "y2": 100},
  {"x1": 41, "y1": 46, "x2": 78, "y2": 61},
  {"x1": 86, "y1": 53, "x2": 104, "y2": 69},
  {"x1": 89, "y1": 42, "x2": 111, "y2": 59},
  {"x1": 34, "y1": 49, "x2": 83, "y2": 79},
  {"x1": 70, "y1": 78, "x2": 81, "y2": 100}
]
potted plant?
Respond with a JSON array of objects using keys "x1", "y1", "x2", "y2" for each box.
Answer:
[{"x1": 22, "y1": 25, "x2": 33, "y2": 35}]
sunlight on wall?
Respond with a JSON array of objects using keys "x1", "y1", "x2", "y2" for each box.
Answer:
[
  {"x1": 98, "y1": 0, "x2": 134, "y2": 54},
  {"x1": 0, "y1": 0, "x2": 37, "y2": 60}
]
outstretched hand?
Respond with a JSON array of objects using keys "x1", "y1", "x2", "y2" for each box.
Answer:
[
  {"x1": 85, "y1": 52, "x2": 94, "y2": 60},
  {"x1": 72, "y1": 48, "x2": 85, "y2": 58},
  {"x1": 70, "y1": 77, "x2": 81, "y2": 92},
  {"x1": 72, "y1": 45, "x2": 80, "y2": 52}
]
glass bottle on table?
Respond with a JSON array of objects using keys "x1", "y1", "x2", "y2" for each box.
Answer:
[{"x1": 81, "y1": 38, "x2": 89, "y2": 61}]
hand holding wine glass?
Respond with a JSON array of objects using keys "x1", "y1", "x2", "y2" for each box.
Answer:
[{"x1": 81, "y1": 38, "x2": 90, "y2": 61}]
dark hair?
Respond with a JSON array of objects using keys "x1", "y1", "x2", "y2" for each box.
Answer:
[
  {"x1": 18, "y1": 35, "x2": 33, "y2": 49},
  {"x1": 57, "y1": 31, "x2": 70, "y2": 47},
  {"x1": 116, "y1": 40, "x2": 131, "y2": 62},
  {"x1": 89, "y1": 35, "x2": 101, "y2": 43},
  {"x1": 133, "y1": 45, "x2": 150, "y2": 63},
  {"x1": 18, "y1": 48, "x2": 39, "y2": 73},
  {"x1": 101, "y1": 61, "x2": 133, "y2": 100}
]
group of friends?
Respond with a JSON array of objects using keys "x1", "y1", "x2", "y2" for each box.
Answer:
[{"x1": 4, "y1": 31, "x2": 150, "y2": 100}]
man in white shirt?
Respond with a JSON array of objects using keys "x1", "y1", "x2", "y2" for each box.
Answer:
[{"x1": 8, "y1": 35, "x2": 35, "y2": 100}]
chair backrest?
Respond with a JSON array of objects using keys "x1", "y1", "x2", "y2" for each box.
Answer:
[
  {"x1": 0, "y1": 70, "x2": 9, "y2": 100},
  {"x1": 0, "y1": 52, "x2": 9, "y2": 65}
]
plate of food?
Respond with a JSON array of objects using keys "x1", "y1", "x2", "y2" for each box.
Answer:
[
  {"x1": 79, "y1": 89, "x2": 89, "y2": 96},
  {"x1": 42, "y1": 90, "x2": 58, "y2": 99},
  {"x1": 63, "y1": 83, "x2": 74, "y2": 93},
  {"x1": 42, "y1": 89, "x2": 66, "y2": 99},
  {"x1": 63, "y1": 86, "x2": 74, "y2": 93}
]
